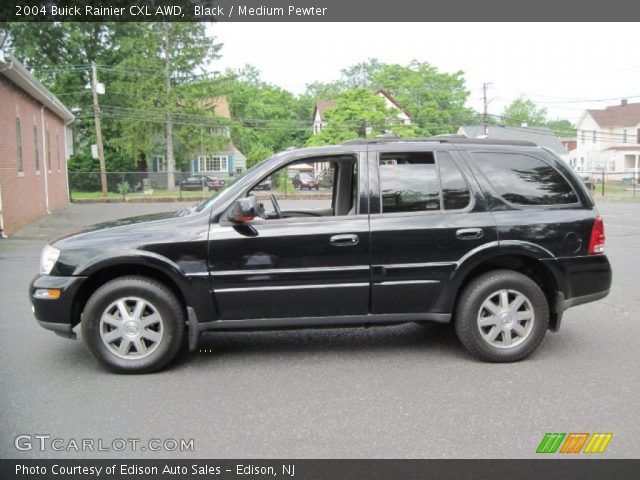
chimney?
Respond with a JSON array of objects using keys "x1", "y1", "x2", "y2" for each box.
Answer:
[{"x1": 621, "y1": 99, "x2": 628, "y2": 106}]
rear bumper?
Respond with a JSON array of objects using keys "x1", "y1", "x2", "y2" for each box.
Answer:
[
  {"x1": 29, "y1": 274, "x2": 87, "y2": 335},
  {"x1": 543, "y1": 254, "x2": 612, "y2": 331}
]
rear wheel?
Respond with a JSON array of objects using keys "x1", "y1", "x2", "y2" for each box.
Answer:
[
  {"x1": 81, "y1": 276, "x2": 185, "y2": 373},
  {"x1": 454, "y1": 270, "x2": 548, "y2": 362}
]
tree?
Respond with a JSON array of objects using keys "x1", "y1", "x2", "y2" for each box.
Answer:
[
  {"x1": 307, "y1": 88, "x2": 414, "y2": 146},
  {"x1": 546, "y1": 119, "x2": 576, "y2": 137},
  {"x1": 223, "y1": 65, "x2": 311, "y2": 156},
  {"x1": 304, "y1": 59, "x2": 475, "y2": 137},
  {"x1": 108, "y1": 23, "x2": 221, "y2": 189},
  {"x1": 501, "y1": 97, "x2": 548, "y2": 127},
  {"x1": 369, "y1": 61, "x2": 475, "y2": 135}
]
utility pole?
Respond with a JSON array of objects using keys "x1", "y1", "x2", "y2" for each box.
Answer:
[
  {"x1": 164, "y1": 23, "x2": 176, "y2": 191},
  {"x1": 91, "y1": 63, "x2": 107, "y2": 195},
  {"x1": 482, "y1": 82, "x2": 492, "y2": 137}
]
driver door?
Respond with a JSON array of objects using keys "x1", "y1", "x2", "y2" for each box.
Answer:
[{"x1": 208, "y1": 153, "x2": 371, "y2": 321}]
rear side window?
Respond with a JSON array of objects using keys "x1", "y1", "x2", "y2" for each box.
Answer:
[
  {"x1": 379, "y1": 152, "x2": 439, "y2": 213},
  {"x1": 438, "y1": 151, "x2": 471, "y2": 210},
  {"x1": 473, "y1": 152, "x2": 578, "y2": 205}
]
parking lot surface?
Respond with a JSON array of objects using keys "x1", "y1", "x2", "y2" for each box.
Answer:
[{"x1": 0, "y1": 200, "x2": 638, "y2": 458}]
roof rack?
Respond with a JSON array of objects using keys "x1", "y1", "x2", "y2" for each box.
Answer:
[{"x1": 341, "y1": 136, "x2": 538, "y2": 147}]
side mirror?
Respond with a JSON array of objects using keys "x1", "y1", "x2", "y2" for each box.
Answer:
[{"x1": 227, "y1": 195, "x2": 259, "y2": 223}]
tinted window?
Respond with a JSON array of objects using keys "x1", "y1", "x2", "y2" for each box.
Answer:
[
  {"x1": 474, "y1": 152, "x2": 578, "y2": 205},
  {"x1": 379, "y1": 152, "x2": 439, "y2": 213},
  {"x1": 437, "y1": 152, "x2": 471, "y2": 210}
]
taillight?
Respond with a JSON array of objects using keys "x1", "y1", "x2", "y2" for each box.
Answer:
[{"x1": 588, "y1": 216, "x2": 605, "y2": 254}]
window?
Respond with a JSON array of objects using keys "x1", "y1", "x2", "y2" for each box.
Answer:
[
  {"x1": 16, "y1": 118, "x2": 23, "y2": 172},
  {"x1": 637, "y1": 128, "x2": 640, "y2": 144},
  {"x1": 580, "y1": 130, "x2": 585, "y2": 144},
  {"x1": 438, "y1": 152, "x2": 471, "y2": 210},
  {"x1": 248, "y1": 157, "x2": 356, "y2": 218},
  {"x1": 592, "y1": 130, "x2": 596, "y2": 143},
  {"x1": 473, "y1": 152, "x2": 578, "y2": 206},
  {"x1": 379, "y1": 152, "x2": 439, "y2": 213},
  {"x1": 56, "y1": 134, "x2": 61, "y2": 170},
  {"x1": 623, "y1": 129, "x2": 627, "y2": 144},
  {"x1": 235, "y1": 167, "x2": 243, "y2": 175},
  {"x1": 46, "y1": 129, "x2": 51, "y2": 171},
  {"x1": 209, "y1": 126, "x2": 229, "y2": 137},
  {"x1": 33, "y1": 125, "x2": 39, "y2": 171},
  {"x1": 200, "y1": 155, "x2": 228, "y2": 173},
  {"x1": 153, "y1": 155, "x2": 166, "y2": 172}
]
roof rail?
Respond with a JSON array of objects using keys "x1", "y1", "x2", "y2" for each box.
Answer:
[{"x1": 341, "y1": 136, "x2": 538, "y2": 147}]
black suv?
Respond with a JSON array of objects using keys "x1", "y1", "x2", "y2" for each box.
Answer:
[{"x1": 30, "y1": 138, "x2": 612, "y2": 373}]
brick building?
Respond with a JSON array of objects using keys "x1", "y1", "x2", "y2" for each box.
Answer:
[{"x1": 0, "y1": 52, "x2": 74, "y2": 236}]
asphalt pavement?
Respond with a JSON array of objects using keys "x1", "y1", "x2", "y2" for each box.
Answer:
[{"x1": 0, "y1": 200, "x2": 638, "y2": 459}]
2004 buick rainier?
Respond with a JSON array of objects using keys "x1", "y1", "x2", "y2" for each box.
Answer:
[{"x1": 30, "y1": 137, "x2": 612, "y2": 373}]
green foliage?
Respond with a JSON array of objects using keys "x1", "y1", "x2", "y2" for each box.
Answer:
[
  {"x1": 501, "y1": 96, "x2": 548, "y2": 127},
  {"x1": 307, "y1": 88, "x2": 417, "y2": 146},
  {"x1": 224, "y1": 65, "x2": 311, "y2": 156},
  {"x1": 246, "y1": 145, "x2": 275, "y2": 169},
  {"x1": 546, "y1": 119, "x2": 576, "y2": 137},
  {"x1": 116, "y1": 181, "x2": 130, "y2": 195},
  {"x1": 303, "y1": 59, "x2": 475, "y2": 137}
]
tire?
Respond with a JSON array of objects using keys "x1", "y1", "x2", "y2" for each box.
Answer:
[
  {"x1": 81, "y1": 276, "x2": 185, "y2": 373},
  {"x1": 454, "y1": 269, "x2": 549, "y2": 362}
]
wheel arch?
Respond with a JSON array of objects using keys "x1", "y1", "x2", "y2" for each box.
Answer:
[
  {"x1": 447, "y1": 251, "x2": 562, "y2": 330},
  {"x1": 71, "y1": 258, "x2": 193, "y2": 329}
]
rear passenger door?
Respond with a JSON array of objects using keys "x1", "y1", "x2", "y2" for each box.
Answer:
[{"x1": 368, "y1": 144, "x2": 498, "y2": 315}]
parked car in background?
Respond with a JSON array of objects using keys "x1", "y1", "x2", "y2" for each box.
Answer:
[
  {"x1": 581, "y1": 175, "x2": 595, "y2": 191},
  {"x1": 180, "y1": 175, "x2": 226, "y2": 192},
  {"x1": 254, "y1": 176, "x2": 272, "y2": 190},
  {"x1": 292, "y1": 172, "x2": 320, "y2": 190}
]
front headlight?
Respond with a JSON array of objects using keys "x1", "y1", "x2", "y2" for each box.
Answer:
[{"x1": 40, "y1": 245, "x2": 60, "y2": 275}]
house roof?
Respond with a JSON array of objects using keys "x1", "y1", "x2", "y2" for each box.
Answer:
[
  {"x1": 373, "y1": 88, "x2": 412, "y2": 118},
  {"x1": 586, "y1": 102, "x2": 640, "y2": 128},
  {"x1": 198, "y1": 95, "x2": 231, "y2": 118},
  {"x1": 313, "y1": 100, "x2": 338, "y2": 121},
  {"x1": 313, "y1": 89, "x2": 411, "y2": 121},
  {"x1": 458, "y1": 125, "x2": 568, "y2": 155},
  {"x1": 0, "y1": 52, "x2": 74, "y2": 122}
]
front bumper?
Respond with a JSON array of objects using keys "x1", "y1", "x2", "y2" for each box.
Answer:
[{"x1": 29, "y1": 274, "x2": 88, "y2": 337}]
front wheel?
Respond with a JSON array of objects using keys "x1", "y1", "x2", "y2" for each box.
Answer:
[
  {"x1": 81, "y1": 276, "x2": 185, "y2": 373},
  {"x1": 454, "y1": 270, "x2": 549, "y2": 362}
]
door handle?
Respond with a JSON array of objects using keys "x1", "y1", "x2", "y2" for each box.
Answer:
[
  {"x1": 456, "y1": 228, "x2": 483, "y2": 240},
  {"x1": 330, "y1": 234, "x2": 359, "y2": 247}
]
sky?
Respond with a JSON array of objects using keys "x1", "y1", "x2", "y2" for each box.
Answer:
[{"x1": 209, "y1": 22, "x2": 640, "y2": 123}]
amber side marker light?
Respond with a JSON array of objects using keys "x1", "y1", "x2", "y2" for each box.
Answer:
[
  {"x1": 34, "y1": 289, "x2": 61, "y2": 299},
  {"x1": 588, "y1": 216, "x2": 605, "y2": 255}
]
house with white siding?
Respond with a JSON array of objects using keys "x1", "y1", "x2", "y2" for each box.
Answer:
[{"x1": 572, "y1": 100, "x2": 640, "y2": 181}]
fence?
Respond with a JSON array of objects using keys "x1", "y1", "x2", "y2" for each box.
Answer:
[
  {"x1": 67, "y1": 170, "x2": 640, "y2": 203},
  {"x1": 67, "y1": 171, "x2": 228, "y2": 202},
  {"x1": 579, "y1": 171, "x2": 639, "y2": 199}
]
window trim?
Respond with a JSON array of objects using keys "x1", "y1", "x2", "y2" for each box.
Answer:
[{"x1": 470, "y1": 150, "x2": 581, "y2": 209}]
